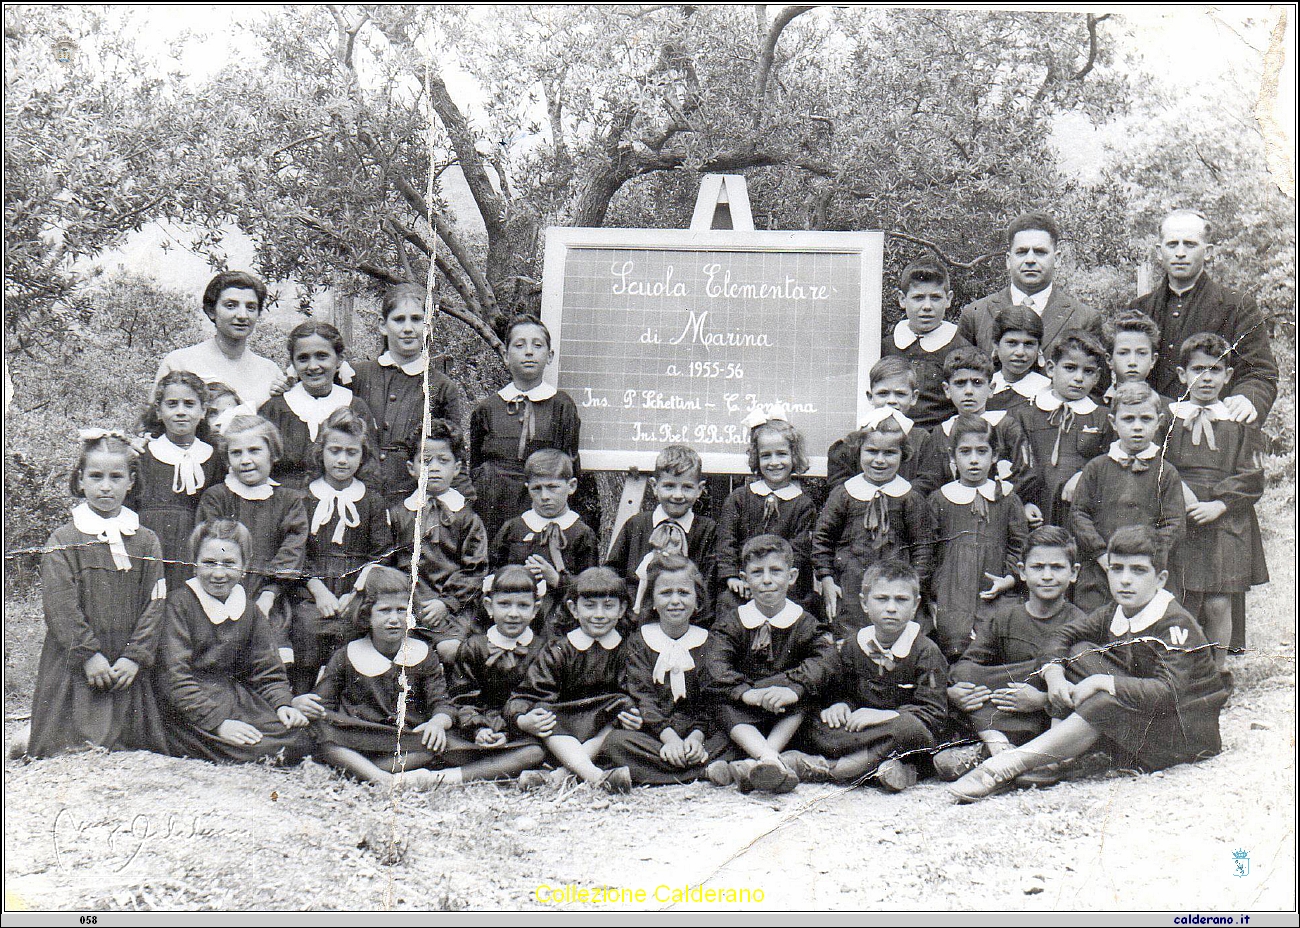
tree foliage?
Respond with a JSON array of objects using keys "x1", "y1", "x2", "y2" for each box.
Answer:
[
  {"x1": 3, "y1": 6, "x2": 198, "y2": 358},
  {"x1": 156, "y1": 5, "x2": 1136, "y2": 348}
]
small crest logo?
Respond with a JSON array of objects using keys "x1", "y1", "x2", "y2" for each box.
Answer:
[
  {"x1": 1232, "y1": 848, "x2": 1250, "y2": 878},
  {"x1": 53, "y1": 38, "x2": 77, "y2": 65}
]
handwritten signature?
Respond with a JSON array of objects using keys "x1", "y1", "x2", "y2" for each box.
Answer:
[{"x1": 52, "y1": 808, "x2": 237, "y2": 873}]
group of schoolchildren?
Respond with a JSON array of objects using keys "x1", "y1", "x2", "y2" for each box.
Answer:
[{"x1": 23, "y1": 254, "x2": 1266, "y2": 805}]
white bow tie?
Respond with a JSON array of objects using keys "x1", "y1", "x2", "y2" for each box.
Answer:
[
  {"x1": 309, "y1": 478, "x2": 365, "y2": 545},
  {"x1": 72, "y1": 503, "x2": 139, "y2": 570},
  {"x1": 149, "y1": 435, "x2": 213, "y2": 496},
  {"x1": 642, "y1": 624, "x2": 707, "y2": 701}
]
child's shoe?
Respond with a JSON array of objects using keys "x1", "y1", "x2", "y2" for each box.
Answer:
[
  {"x1": 599, "y1": 766, "x2": 633, "y2": 794},
  {"x1": 748, "y1": 757, "x2": 790, "y2": 792},
  {"x1": 780, "y1": 750, "x2": 833, "y2": 784},
  {"x1": 770, "y1": 765, "x2": 800, "y2": 794},
  {"x1": 706, "y1": 760, "x2": 734, "y2": 787},
  {"x1": 949, "y1": 763, "x2": 1016, "y2": 803},
  {"x1": 517, "y1": 769, "x2": 549, "y2": 791},
  {"x1": 1014, "y1": 762, "x2": 1064, "y2": 789},
  {"x1": 874, "y1": 758, "x2": 918, "y2": 793},
  {"x1": 932, "y1": 743, "x2": 988, "y2": 782},
  {"x1": 728, "y1": 759, "x2": 758, "y2": 793}
]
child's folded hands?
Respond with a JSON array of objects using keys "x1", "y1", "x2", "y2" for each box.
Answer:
[
  {"x1": 948, "y1": 681, "x2": 990, "y2": 712},
  {"x1": 845, "y1": 707, "x2": 899, "y2": 731},
  {"x1": 517, "y1": 706, "x2": 556, "y2": 737},
  {"x1": 990, "y1": 682, "x2": 1047, "y2": 713},
  {"x1": 291, "y1": 692, "x2": 327, "y2": 720}
]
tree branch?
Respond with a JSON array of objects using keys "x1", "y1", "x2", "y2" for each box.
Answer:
[
  {"x1": 886, "y1": 231, "x2": 999, "y2": 270},
  {"x1": 1070, "y1": 12, "x2": 1111, "y2": 81},
  {"x1": 752, "y1": 5, "x2": 816, "y2": 128},
  {"x1": 424, "y1": 67, "x2": 506, "y2": 238}
]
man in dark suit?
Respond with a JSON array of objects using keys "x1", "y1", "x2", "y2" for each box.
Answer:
[
  {"x1": 957, "y1": 212, "x2": 1102, "y2": 360},
  {"x1": 1128, "y1": 208, "x2": 1278, "y2": 424}
]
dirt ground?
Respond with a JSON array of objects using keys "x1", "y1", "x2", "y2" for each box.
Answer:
[{"x1": 5, "y1": 491, "x2": 1296, "y2": 912}]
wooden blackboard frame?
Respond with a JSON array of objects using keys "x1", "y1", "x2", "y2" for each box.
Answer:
[{"x1": 540, "y1": 226, "x2": 884, "y2": 476}]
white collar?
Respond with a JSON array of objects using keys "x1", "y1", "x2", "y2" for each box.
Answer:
[
  {"x1": 1110, "y1": 589, "x2": 1176, "y2": 636},
  {"x1": 857, "y1": 621, "x2": 922, "y2": 660},
  {"x1": 185, "y1": 577, "x2": 247, "y2": 625},
  {"x1": 1009, "y1": 283, "x2": 1053, "y2": 314},
  {"x1": 71, "y1": 503, "x2": 139, "y2": 570},
  {"x1": 486, "y1": 625, "x2": 535, "y2": 651},
  {"x1": 498, "y1": 382, "x2": 557, "y2": 402},
  {"x1": 940, "y1": 479, "x2": 1011, "y2": 504},
  {"x1": 992, "y1": 370, "x2": 1050, "y2": 398},
  {"x1": 749, "y1": 480, "x2": 802, "y2": 501},
  {"x1": 149, "y1": 435, "x2": 213, "y2": 465},
  {"x1": 652, "y1": 505, "x2": 695, "y2": 534},
  {"x1": 893, "y1": 319, "x2": 958, "y2": 352},
  {"x1": 347, "y1": 635, "x2": 430, "y2": 676},
  {"x1": 940, "y1": 410, "x2": 1006, "y2": 435},
  {"x1": 1169, "y1": 401, "x2": 1230, "y2": 422},
  {"x1": 567, "y1": 627, "x2": 623, "y2": 651},
  {"x1": 857, "y1": 406, "x2": 915, "y2": 435},
  {"x1": 738, "y1": 600, "x2": 803, "y2": 630},
  {"x1": 377, "y1": 350, "x2": 426, "y2": 377},
  {"x1": 641, "y1": 623, "x2": 708, "y2": 701},
  {"x1": 403, "y1": 486, "x2": 466, "y2": 514},
  {"x1": 282, "y1": 383, "x2": 354, "y2": 441},
  {"x1": 1107, "y1": 441, "x2": 1160, "y2": 464},
  {"x1": 1033, "y1": 389, "x2": 1098, "y2": 415},
  {"x1": 522, "y1": 508, "x2": 579, "y2": 532},
  {"x1": 224, "y1": 472, "x2": 278, "y2": 501},
  {"x1": 640, "y1": 622, "x2": 708, "y2": 654},
  {"x1": 843, "y1": 473, "x2": 912, "y2": 501}
]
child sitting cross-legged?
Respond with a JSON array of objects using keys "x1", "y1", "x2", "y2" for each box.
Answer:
[
  {"x1": 783, "y1": 560, "x2": 948, "y2": 792},
  {"x1": 949, "y1": 525, "x2": 1228, "y2": 802},
  {"x1": 703, "y1": 535, "x2": 837, "y2": 794},
  {"x1": 936, "y1": 525, "x2": 1086, "y2": 783},
  {"x1": 505, "y1": 567, "x2": 640, "y2": 793}
]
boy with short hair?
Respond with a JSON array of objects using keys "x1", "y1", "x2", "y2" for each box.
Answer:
[
  {"x1": 950, "y1": 525, "x2": 1227, "y2": 802},
  {"x1": 1070, "y1": 382, "x2": 1186, "y2": 612},
  {"x1": 1164, "y1": 333, "x2": 1269, "y2": 679},
  {"x1": 910, "y1": 346, "x2": 1036, "y2": 499},
  {"x1": 492, "y1": 449, "x2": 600, "y2": 623},
  {"x1": 826, "y1": 356, "x2": 924, "y2": 492},
  {"x1": 785, "y1": 560, "x2": 948, "y2": 792},
  {"x1": 1011, "y1": 330, "x2": 1110, "y2": 529},
  {"x1": 1104, "y1": 310, "x2": 1172, "y2": 411},
  {"x1": 937, "y1": 526, "x2": 1086, "y2": 781},
  {"x1": 881, "y1": 256, "x2": 972, "y2": 429},
  {"x1": 605, "y1": 444, "x2": 719, "y2": 616},
  {"x1": 703, "y1": 535, "x2": 837, "y2": 793},
  {"x1": 386, "y1": 420, "x2": 489, "y2": 663},
  {"x1": 987, "y1": 305, "x2": 1049, "y2": 414}
]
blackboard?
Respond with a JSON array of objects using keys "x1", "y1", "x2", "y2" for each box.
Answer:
[{"x1": 540, "y1": 227, "x2": 883, "y2": 475}]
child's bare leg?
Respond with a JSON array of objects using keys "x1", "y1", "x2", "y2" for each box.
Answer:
[
  {"x1": 374, "y1": 749, "x2": 436, "y2": 773},
  {"x1": 582, "y1": 724, "x2": 614, "y2": 759},
  {"x1": 767, "y1": 713, "x2": 804, "y2": 753},
  {"x1": 729, "y1": 724, "x2": 780, "y2": 762},
  {"x1": 1199, "y1": 593, "x2": 1232, "y2": 672},
  {"x1": 319, "y1": 743, "x2": 395, "y2": 786},
  {"x1": 544, "y1": 734, "x2": 606, "y2": 784},
  {"x1": 979, "y1": 714, "x2": 1100, "y2": 779},
  {"x1": 456, "y1": 745, "x2": 547, "y2": 782},
  {"x1": 435, "y1": 640, "x2": 461, "y2": 664}
]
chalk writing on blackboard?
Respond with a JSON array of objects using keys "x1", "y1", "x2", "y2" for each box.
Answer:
[{"x1": 542, "y1": 228, "x2": 884, "y2": 475}]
